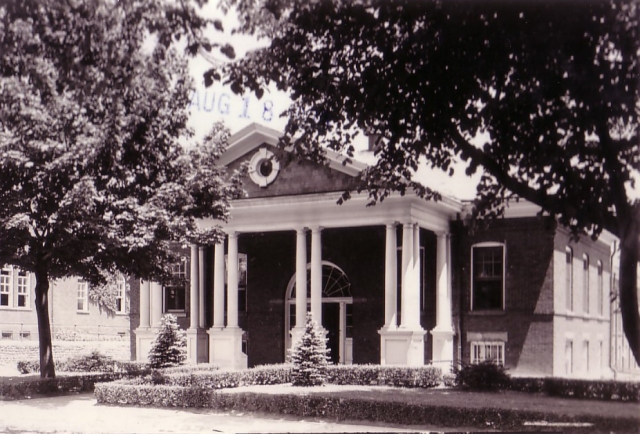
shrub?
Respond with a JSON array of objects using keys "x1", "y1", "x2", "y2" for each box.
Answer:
[
  {"x1": 148, "y1": 314, "x2": 187, "y2": 369},
  {"x1": 64, "y1": 350, "x2": 115, "y2": 372},
  {"x1": 509, "y1": 377, "x2": 640, "y2": 402},
  {"x1": 454, "y1": 361, "x2": 510, "y2": 391},
  {"x1": 290, "y1": 314, "x2": 330, "y2": 387},
  {"x1": 326, "y1": 364, "x2": 442, "y2": 388},
  {"x1": 17, "y1": 353, "x2": 148, "y2": 375},
  {"x1": 17, "y1": 360, "x2": 40, "y2": 375}
]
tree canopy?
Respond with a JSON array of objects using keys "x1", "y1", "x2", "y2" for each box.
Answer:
[
  {"x1": 219, "y1": 0, "x2": 640, "y2": 364},
  {"x1": 0, "y1": 0, "x2": 244, "y2": 377}
]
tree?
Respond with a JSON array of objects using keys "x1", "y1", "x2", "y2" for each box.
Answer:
[
  {"x1": 290, "y1": 313, "x2": 331, "y2": 386},
  {"x1": 148, "y1": 314, "x2": 188, "y2": 369},
  {"x1": 0, "y1": 0, "x2": 244, "y2": 378},
  {"x1": 219, "y1": 0, "x2": 640, "y2": 364}
]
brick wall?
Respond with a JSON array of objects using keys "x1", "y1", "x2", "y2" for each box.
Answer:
[{"x1": 456, "y1": 216, "x2": 557, "y2": 376}]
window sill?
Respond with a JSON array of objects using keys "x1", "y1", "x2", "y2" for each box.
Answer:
[
  {"x1": 0, "y1": 306, "x2": 32, "y2": 311},
  {"x1": 76, "y1": 311, "x2": 90, "y2": 315},
  {"x1": 468, "y1": 310, "x2": 506, "y2": 316},
  {"x1": 164, "y1": 311, "x2": 187, "y2": 317}
]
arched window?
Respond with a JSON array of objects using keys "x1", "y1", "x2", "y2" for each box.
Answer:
[{"x1": 288, "y1": 262, "x2": 352, "y2": 300}]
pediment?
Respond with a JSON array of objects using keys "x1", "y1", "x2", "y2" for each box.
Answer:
[{"x1": 221, "y1": 123, "x2": 366, "y2": 198}]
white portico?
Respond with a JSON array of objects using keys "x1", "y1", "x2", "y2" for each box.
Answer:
[{"x1": 135, "y1": 123, "x2": 459, "y2": 371}]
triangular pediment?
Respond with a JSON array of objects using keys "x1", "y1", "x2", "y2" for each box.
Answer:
[{"x1": 221, "y1": 123, "x2": 366, "y2": 198}]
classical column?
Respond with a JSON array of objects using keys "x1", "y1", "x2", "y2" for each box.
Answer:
[
  {"x1": 150, "y1": 281, "x2": 163, "y2": 327},
  {"x1": 400, "y1": 223, "x2": 415, "y2": 328},
  {"x1": 212, "y1": 241, "x2": 225, "y2": 328},
  {"x1": 139, "y1": 279, "x2": 150, "y2": 328},
  {"x1": 189, "y1": 244, "x2": 199, "y2": 330},
  {"x1": 295, "y1": 228, "x2": 308, "y2": 329},
  {"x1": 135, "y1": 279, "x2": 154, "y2": 361},
  {"x1": 432, "y1": 232, "x2": 455, "y2": 373},
  {"x1": 384, "y1": 223, "x2": 398, "y2": 328},
  {"x1": 310, "y1": 227, "x2": 323, "y2": 325},
  {"x1": 198, "y1": 246, "x2": 206, "y2": 329},
  {"x1": 226, "y1": 231, "x2": 239, "y2": 328}
]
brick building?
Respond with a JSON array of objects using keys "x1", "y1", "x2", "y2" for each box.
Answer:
[
  {"x1": 131, "y1": 123, "x2": 639, "y2": 379},
  {"x1": 0, "y1": 272, "x2": 131, "y2": 365}
]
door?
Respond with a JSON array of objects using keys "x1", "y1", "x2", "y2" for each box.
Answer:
[{"x1": 322, "y1": 302, "x2": 340, "y2": 364}]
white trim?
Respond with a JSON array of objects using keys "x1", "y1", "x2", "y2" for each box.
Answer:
[
  {"x1": 0, "y1": 266, "x2": 13, "y2": 308},
  {"x1": 470, "y1": 242, "x2": 506, "y2": 311},
  {"x1": 248, "y1": 147, "x2": 280, "y2": 187},
  {"x1": 470, "y1": 341, "x2": 505, "y2": 365},
  {"x1": 77, "y1": 281, "x2": 89, "y2": 313}
]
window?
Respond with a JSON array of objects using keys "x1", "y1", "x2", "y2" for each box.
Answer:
[
  {"x1": 470, "y1": 341, "x2": 505, "y2": 365},
  {"x1": 597, "y1": 261, "x2": 604, "y2": 316},
  {"x1": 77, "y1": 281, "x2": 89, "y2": 312},
  {"x1": 17, "y1": 271, "x2": 29, "y2": 308},
  {"x1": 565, "y1": 247, "x2": 573, "y2": 311},
  {"x1": 472, "y1": 244, "x2": 505, "y2": 310},
  {"x1": 225, "y1": 253, "x2": 248, "y2": 312},
  {"x1": 583, "y1": 254, "x2": 590, "y2": 313},
  {"x1": 565, "y1": 340, "x2": 573, "y2": 375},
  {"x1": 584, "y1": 341, "x2": 590, "y2": 373},
  {"x1": 0, "y1": 267, "x2": 11, "y2": 307},
  {"x1": 114, "y1": 275, "x2": 126, "y2": 314},
  {"x1": 164, "y1": 259, "x2": 187, "y2": 312},
  {"x1": 1, "y1": 266, "x2": 32, "y2": 309}
]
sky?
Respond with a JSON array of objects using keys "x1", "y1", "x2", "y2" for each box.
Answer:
[{"x1": 180, "y1": 1, "x2": 485, "y2": 202}]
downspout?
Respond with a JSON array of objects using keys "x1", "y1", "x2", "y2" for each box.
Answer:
[{"x1": 609, "y1": 240, "x2": 618, "y2": 380}]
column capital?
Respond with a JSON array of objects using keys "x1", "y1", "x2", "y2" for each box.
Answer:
[
  {"x1": 295, "y1": 227, "x2": 307, "y2": 234},
  {"x1": 385, "y1": 221, "x2": 398, "y2": 229},
  {"x1": 435, "y1": 231, "x2": 451, "y2": 239},
  {"x1": 226, "y1": 230, "x2": 238, "y2": 238},
  {"x1": 310, "y1": 226, "x2": 323, "y2": 233}
]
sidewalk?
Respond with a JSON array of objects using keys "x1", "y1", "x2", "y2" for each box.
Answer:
[{"x1": 0, "y1": 393, "x2": 442, "y2": 434}]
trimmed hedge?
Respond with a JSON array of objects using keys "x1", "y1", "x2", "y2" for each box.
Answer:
[
  {"x1": 509, "y1": 377, "x2": 640, "y2": 402},
  {"x1": 17, "y1": 352, "x2": 149, "y2": 376},
  {"x1": 1, "y1": 372, "x2": 145, "y2": 401},
  {"x1": 119, "y1": 364, "x2": 442, "y2": 390},
  {"x1": 326, "y1": 364, "x2": 442, "y2": 388},
  {"x1": 94, "y1": 386, "x2": 640, "y2": 433}
]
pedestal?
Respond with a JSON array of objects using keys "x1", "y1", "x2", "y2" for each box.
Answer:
[
  {"x1": 207, "y1": 327, "x2": 248, "y2": 370},
  {"x1": 134, "y1": 327, "x2": 157, "y2": 362},
  {"x1": 431, "y1": 328, "x2": 455, "y2": 373},
  {"x1": 186, "y1": 328, "x2": 209, "y2": 364},
  {"x1": 378, "y1": 326, "x2": 426, "y2": 365}
]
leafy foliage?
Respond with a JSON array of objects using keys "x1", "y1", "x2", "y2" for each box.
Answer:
[
  {"x1": 453, "y1": 361, "x2": 510, "y2": 391},
  {"x1": 88, "y1": 274, "x2": 130, "y2": 316},
  {"x1": 148, "y1": 314, "x2": 187, "y2": 369},
  {"x1": 222, "y1": 0, "x2": 640, "y2": 364},
  {"x1": 290, "y1": 314, "x2": 330, "y2": 386},
  {"x1": 0, "y1": 0, "x2": 244, "y2": 377}
]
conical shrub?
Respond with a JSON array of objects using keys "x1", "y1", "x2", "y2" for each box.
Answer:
[
  {"x1": 148, "y1": 314, "x2": 187, "y2": 369},
  {"x1": 290, "y1": 313, "x2": 331, "y2": 386}
]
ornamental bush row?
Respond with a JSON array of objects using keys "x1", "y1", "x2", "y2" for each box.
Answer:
[
  {"x1": 509, "y1": 376, "x2": 640, "y2": 402},
  {"x1": 0, "y1": 372, "x2": 143, "y2": 401},
  {"x1": 93, "y1": 385, "x2": 639, "y2": 433},
  {"x1": 130, "y1": 364, "x2": 442, "y2": 390},
  {"x1": 17, "y1": 351, "x2": 149, "y2": 375}
]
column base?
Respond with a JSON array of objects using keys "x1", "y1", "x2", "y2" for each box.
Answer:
[
  {"x1": 431, "y1": 328, "x2": 455, "y2": 373},
  {"x1": 378, "y1": 326, "x2": 426, "y2": 366},
  {"x1": 134, "y1": 327, "x2": 158, "y2": 362},
  {"x1": 207, "y1": 326, "x2": 248, "y2": 370},
  {"x1": 186, "y1": 328, "x2": 209, "y2": 364}
]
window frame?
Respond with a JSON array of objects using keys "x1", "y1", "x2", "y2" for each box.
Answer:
[
  {"x1": 565, "y1": 340, "x2": 573, "y2": 375},
  {"x1": 565, "y1": 247, "x2": 574, "y2": 312},
  {"x1": 77, "y1": 281, "x2": 89, "y2": 313},
  {"x1": 163, "y1": 259, "x2": 187, "y2": 314},
  {"x1": 597, "y1": 260, "x2": 604, "y2": 316},
  {"x1": 471, "y1": 242, "x2": 506, "y2": 311},
  {"x1": 470, "y1": 341, "x2": 505, "y2": 365},
  {"x1": 583, "y1": 254, "x2": 590, "y2": 314},
  {"x1": 0, "y1": 267, "x2": 13, "y2": 308},
  {"x1": 16, "y1": 270, "x2": 29, "y2": 308},
  {"x1": 114, "y1": 274, "x2": 127, "y2": 315}
]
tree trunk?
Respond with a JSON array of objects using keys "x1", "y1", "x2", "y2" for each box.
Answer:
[
  {"x1": 617, "y1": 213, "x2": 640, "y2": 366},
  {"x1": 34, "y1": 268, "x2": 55, "y2": 379}
]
